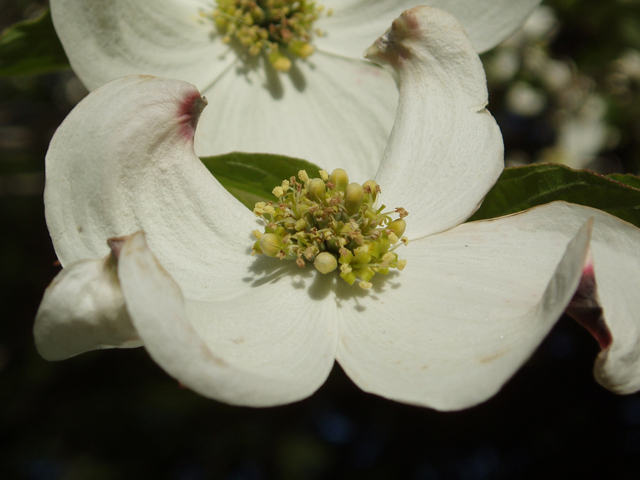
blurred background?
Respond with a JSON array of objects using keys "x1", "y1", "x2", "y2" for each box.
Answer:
[{"x1": 2, "y1": 0, "x2": 640, "y2": 478}]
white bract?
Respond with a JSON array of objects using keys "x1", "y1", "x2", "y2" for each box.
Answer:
[
  {"x1": 50, "y1": 0, "x2": 541, "y2": 180},
  {"x1": 36, "y1": 8, "x2": 640, "y2": 409}
]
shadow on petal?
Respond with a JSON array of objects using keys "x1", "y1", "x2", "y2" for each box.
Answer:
[
  {"x1": 288, "y1": 59, "x2": 307, "y2": 92},
  {"x1": 211, "y1": 38, "x2": 309, "y2": 99},
  {"x1": 244, "y1": 254, "x2": 402, "y2": 308}
]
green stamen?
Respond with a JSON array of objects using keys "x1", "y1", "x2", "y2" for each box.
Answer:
[
  {"x1": 208, "y1": 0, "x2": 329, "y2": 72},
  {"x1": 251, "y1": 169, "x2": 409, "y2": 288}
]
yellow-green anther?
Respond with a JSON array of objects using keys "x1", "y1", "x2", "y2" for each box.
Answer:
[
  {"x1": 314, "y1": 252, "x2": 338, "y2": 274},
  {"x1": 259, "y1": 233, "x2": 284, "y2": 257},
  {"x1": 329, "y1": 168, "x2": 349, "y2": 191},
  {"x1": 345, "y1": 182, "x2": 364, "y2": 215},
  {"x1": 382, "y1": 252, "x2": 396, "y2": 263},
  {"x1": 298, "y1": 170, "x2": 310, "y2": 182},
  {"x1": 309, "y1": 178, "x2": 326, "y2": 203}
]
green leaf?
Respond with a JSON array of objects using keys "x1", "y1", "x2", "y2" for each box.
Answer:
[
  {"x1": 200, "y1": 152, "x2": 323, "y2": 209},
  {"x1": 469, "y1": 164, "x2": 640, "y2": 228},
  {"x1": 0, "y1": 9, "x2": 70, "y2": 77},
  {"x1": 607, "y1": 173, "x2": 640, "y2": 190}
]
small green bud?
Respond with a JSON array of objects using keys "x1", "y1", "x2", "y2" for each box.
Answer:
[
  {"x1": 362, "y1": 180, "x2": 379, "y2": 203},
  {"x1": 359, "y1": 267, "x2": 376, "y2": 282},
  {"x1": 366, "y1": 240, "x2": 384, "y2": 257},
  {"x1": 314, "y1": 252, "x2": 338, "y2": 274},
  {"x1": 259, "y1": 233, "x2": 284, "y2": 257},
  {"x1": 339, "y1": 248, "x2": 353, "y2": 264},
  {"x1": 345, "y1": 182, "x2": 364, "y2": 216},
  {"x1": 308, "y1": 178, "x2": 326, "y2": 203},
  {"x1": 269, "y1": 50, "x2": 292, "y2": 72},
  {"x1": 294, "y1": 218, "x2": 308, "y2": 231},
  {"x1": 352, "y1": 249, "x2": 371, "y2": 265},
  {"x1": 289, "y1": 40, "x2": 314, "y2": 58},
  {"x1": 340, "y1": 270, "x2": 357, "y2": 285},
  {"x1": 283, "y1": 217, "x2": 297, "y2": 231},
  {"x1": 329, "y1": 168, "x2": 349, "y2": 191},
  {"x1": 388, "y1": 218, "x2": 407, "y2": 237}
]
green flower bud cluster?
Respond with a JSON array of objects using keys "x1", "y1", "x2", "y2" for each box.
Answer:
[
  {"x1": 251, "y1": 169, "x2": 409, "y2": 289},
  {"x1": 209, "y1": 0, "x2": 330, "y2": 72}
]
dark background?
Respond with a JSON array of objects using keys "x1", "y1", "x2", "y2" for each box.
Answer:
[{"x1": 2, "y1": 0, "x2": 640, "y2": 478}]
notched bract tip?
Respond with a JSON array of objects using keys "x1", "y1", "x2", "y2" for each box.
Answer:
[
  {"x1": 178, "y1": 90, "x2": 208, "y2": 139},
  {"x1": 107, "y1": 231, "x2": 146, "y2": 260},
  {"x1": 364, "y1": 7, "x2": 423, "y2": 66}
]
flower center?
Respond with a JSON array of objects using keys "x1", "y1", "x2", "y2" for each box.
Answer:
[
  {"x1": 251, "y1": 169, "x2": 409, "y2": 290},
  {"x1": 208, "y1": 0, "x2": 330, "y2": 72}
]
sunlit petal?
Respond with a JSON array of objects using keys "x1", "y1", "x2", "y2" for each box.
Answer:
[
  {"x1": 194, "y1": 52, "x2": 397, "y2": 179},
  {"x1": 369, "y1": 7, "x2": 503, "y2": 239},
  {"x1": 44, "y1": 75, "x2": 257, "y2": 301},
  {"x1": 317, "y1": 0, "x2": 541, "y2": 57},
  {"x1": 337, "y1": 203, "x2": 592, "y2": 410},
  {"x1": 51, "y1": 0, "x2": 234, "y2": 91},
  {"x1": 117, "y1": 232, "x2": 338, "y2": 406}
]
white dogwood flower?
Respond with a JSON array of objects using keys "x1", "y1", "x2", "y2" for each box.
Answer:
[
  {"x1": 35, "y1": 7, "x2": 640, "y2": 409},
  {"x1": 50, "y1": 0, "x2": 541, "y2": 180}
]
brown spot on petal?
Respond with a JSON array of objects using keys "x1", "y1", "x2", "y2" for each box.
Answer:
[
  {"x1": 479, "y1": 347, "x2": 512, "y2": 364},
  {"x1": 565, "y1": 263, "x2": 613, "y2": 350}
]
